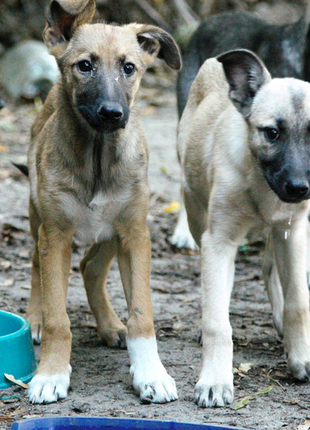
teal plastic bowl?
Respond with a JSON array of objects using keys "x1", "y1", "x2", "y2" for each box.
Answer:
[{"x1": 0, "y1": 310, "x2": 36, "y2": 389}]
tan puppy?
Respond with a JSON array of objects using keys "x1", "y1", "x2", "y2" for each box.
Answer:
[
  {"x1": 178, "y1": 49, "x2": 310, "y2": 407},
  {"x1": 26, "y1": 0, "x2": 181, "y2": 404}
]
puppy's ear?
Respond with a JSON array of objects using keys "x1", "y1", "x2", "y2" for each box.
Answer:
[
  {"x1": 43, "y1": 0, "x2": 96, "y2": 56},
  {"x1": 128, "y1": 24, "x2": 182, "y2": 70},
  {"x1": 217, "y1": 49, "x2": 271, "y2": 118}
]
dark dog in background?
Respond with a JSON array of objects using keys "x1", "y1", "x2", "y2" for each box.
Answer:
[
  {"x1": 171, "y1": 5, "x2": 310, "y2": 249},
  {"x1": 178, "y1": 8, "x2": 310, "y2": 117}
]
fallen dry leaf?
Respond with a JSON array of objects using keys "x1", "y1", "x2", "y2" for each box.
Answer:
[
  {"x1": 0, "y1": 260, "x2": 12, "y2": 270},
  {"x1": 23, "y1": 415, "x2": 43, "y2": 419},
  {"x1": 234, "y1": 385, "x2": 273, "y2": 410},
  {"x1": 34, "y1": 97, "x2": 43, "y2": 113},
  {"x1": 3, "y1": 278, "x2": 14, "y2": 287},
  {"x1": 163, "y1": 201, "x2": 181, "y2": 213},
  {"x1": 0, "y1": 169, "x2": 11, "y2": 179},
  {"x1": 10, "y1": 407, "x2": 26, "y2": 416},
  {"x1": 0, "y1": 416, "x2": 14, "y2": 422},
  {"x1": 239, "y1": 362, "x2": 253, "y2": 373},
  {"x1": 4, "y1": 374, "x2": 29, "y2": 389},
  {"x1": 0, "y1": 144, "x2": 8, "y2": 153},
  {"x1": 172, "y1": 320, "x2": 184, "y2": 332},
  {"x1": 142, "y1": 105, "x2": 156, "y2": 116}
]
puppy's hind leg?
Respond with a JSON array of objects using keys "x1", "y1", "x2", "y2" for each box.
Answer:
[
  {"x1": 263, "y1": 233, "x2": 284, "y2": 337},
  {"x1": 26, "y1": 245, "x2": 43, "y2": 344},
  {"x1": 80, "y1": 239, "x2": 127, "y2": 348},
  {"x1": 27, "y1": 201, "x2": 43, "y2": 344},
  {"x1": 170, "y1": 196, "x2": 198, "y2": 250}
]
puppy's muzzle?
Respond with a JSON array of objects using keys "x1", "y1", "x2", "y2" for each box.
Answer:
[{"x1": 285, "y1": 179, "x2": 309, "y2": 201}]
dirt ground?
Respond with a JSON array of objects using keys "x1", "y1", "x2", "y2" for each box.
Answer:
[{"x1": 1, "y1": 81, "x2": 310, "y2": 430}]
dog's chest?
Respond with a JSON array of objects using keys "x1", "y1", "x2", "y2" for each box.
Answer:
[
  {"x1": 61, "y1": 187, "x2": 132, "y2": 245},
  {"x1": 252, "y1": 187, "x2": 310, "y2": 227}
]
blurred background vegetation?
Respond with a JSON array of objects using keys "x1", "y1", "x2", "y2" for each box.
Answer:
[
  {"x1": 0, "y1": 0, "x2": 308, "y2": 102},
  {"x1": 0, "y1": 0, "x2": 307, "y2": 53}
]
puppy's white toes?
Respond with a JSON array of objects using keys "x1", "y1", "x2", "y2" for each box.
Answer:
[
  {"x1": 128, "y1": 337, "x2": 178, "y2": 404},
  {"x1": 194, "y1": 382, "x2": 233, "y2": 408},
  {"x1": 137, "y1": 374, "x2": 178, "y2": 404},
  {"x1": 28, "y1": 365, "x2": 71, "y2": 404}
]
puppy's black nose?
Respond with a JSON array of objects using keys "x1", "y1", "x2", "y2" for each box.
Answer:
[
  {"x1": 98, "y1": 102, "x2": 123, "y2": 122},
  {"x1": 285, "y1": 180, "x2": 309, "y2": 198}
]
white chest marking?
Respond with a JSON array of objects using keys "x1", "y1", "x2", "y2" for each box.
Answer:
[{"x1": 60, "y1": 188, "x2": 132, "y2": 245}]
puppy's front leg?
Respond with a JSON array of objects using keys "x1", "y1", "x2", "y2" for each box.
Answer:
[
  {"x1": 195, "y1": 229, "x2": 237, "y2": 407},
  {"x1": 272, "y1": 219, "x2": 310, "y2": 381},
  {"x1": 117, "y1": 223, "x2": 177, "y2": 403},
  {"x1": 28, "y1": 224, "x2": 73, "y2": 404}
]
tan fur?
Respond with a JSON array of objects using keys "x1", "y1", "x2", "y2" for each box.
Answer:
[
  {"x1": 179, "y1": 53, "x2": 310, "y2": 407},
  {"x1": 26, "y1": 0, "x2": 181, "y2": 404}
]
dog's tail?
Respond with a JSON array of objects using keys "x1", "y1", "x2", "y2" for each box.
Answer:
[
  {"x1": 304, "y1": 0, "x2": 310, "y2": 24},
  {"x1": 177, "y1": 41, "x2": 201, "y2": 118},
  {"x1": 13, "y1": 162, "x2": 29, "y2": 177}
]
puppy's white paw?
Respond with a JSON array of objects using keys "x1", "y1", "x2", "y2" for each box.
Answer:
[
  {"x1": 132, "y1": 368, "x2": 178, "y2": 404},
  {"x1": 286, "y1": 330, "x2": 310, "y2": 381},
  {"x1": 288, "y1": 357, "x2": 310, "y2": 381},
  {"x1": 127, "y1": 337, "x2": 178, "y2": 404},
  {"x1": 170, "y1": 229, "x2": 198, "y2": 250},
  {"x1": 194, "y1": 380, "x2": 234, "y2": 408},
  {"x1": 28, "y1": 365, "x2": 71, "y2": 404},
  {"x1": 169, "y1": 206, "x2": 198, "y2": 250}
]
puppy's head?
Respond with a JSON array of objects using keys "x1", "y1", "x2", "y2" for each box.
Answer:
[
  {"x1": 218, "y1": 49, "x2": 310, "y2": 204},
  {"x1": 43, "y1": 0, "x2": 181, "y2": 134}
]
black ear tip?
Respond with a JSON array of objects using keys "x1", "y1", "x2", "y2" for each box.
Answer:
[
  {"x1": 174, "y1": 45, "x2": 182, "y2": 70},
  {"x1": 164, "y1": 37, "x2": 182, "y2": 70},
  {"x1": 165, "y1": 53, "x2": 182, "y2": 70},
  {"x1": 158, "y1": 51, "x2": 182, "y2": 69}
]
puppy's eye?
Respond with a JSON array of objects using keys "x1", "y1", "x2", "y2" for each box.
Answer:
[
  {"x1": 123, "y1": 62, "x2": 135, "y2": 76},
  {"x1": 264, "y1": 128, "x2": 279, "y2": 142},
  {"x1": 77, "y1": 60, "x2": 92, "y2": 73}
]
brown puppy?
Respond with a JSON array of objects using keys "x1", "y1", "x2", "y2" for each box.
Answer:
[{"x1": 26, "y1": 0, "x2": 181, "y2": 404}]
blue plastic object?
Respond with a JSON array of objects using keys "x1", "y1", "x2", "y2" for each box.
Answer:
[
  {"x1": 11, "y1": 417, "x2": 245, "y2": 430},
  {"x1": 0, "y1": 310, "x2": 36, "y2": 389}
]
